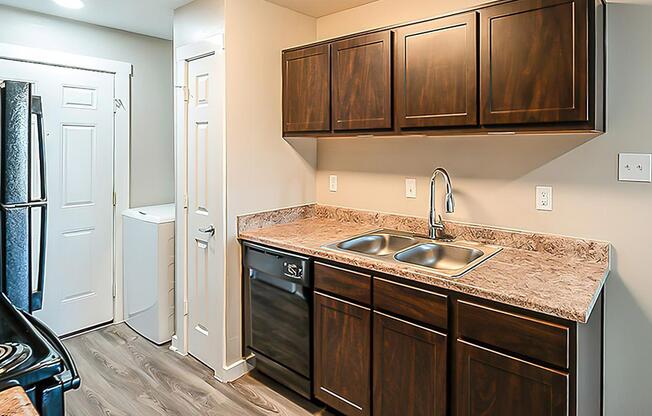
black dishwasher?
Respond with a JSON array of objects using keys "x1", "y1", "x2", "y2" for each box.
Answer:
[{"x1": 242, "y1": 242, "x2": 312, "y2": 399}]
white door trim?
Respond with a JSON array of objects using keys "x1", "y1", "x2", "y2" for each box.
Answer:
[
  {"x1": 172, "y1": 35, "x2": 228, "y2": 379},
  {"x1": 0, "y1": 42, "x2": 131, "y2": 324}
]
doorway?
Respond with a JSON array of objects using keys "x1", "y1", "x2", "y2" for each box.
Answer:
[
  {"x1": 174, "y1": 37, "x2": 225, "y2": 372},
  {"x1": 0, "y1": 43, "x2": 131, "y2": 336}
]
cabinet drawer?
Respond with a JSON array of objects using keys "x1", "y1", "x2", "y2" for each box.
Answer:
[
  {"x1": 315, "y1": 262, "x2": 371, "y2": 305},
  {"x1": 373, "y1": 277, "x2": 447, "y2": 330},
  {"x1": 457, "y1": 301, "x2": 569, "y2": 368}
]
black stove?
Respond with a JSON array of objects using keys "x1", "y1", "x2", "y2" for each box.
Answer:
[
  {"x1": 0, "y1": 343, "x2": 32, "y2": 375},
  {"x1": 0, "y1": 294, "x2": 79, "y2": 415}
]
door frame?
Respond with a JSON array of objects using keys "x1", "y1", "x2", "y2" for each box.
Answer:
[
  {"x1": 0, "y1": 42, "x2": 132, "y2": 324},
  {"x1": 172, "y1": 35, "x2": 231, "y2": 379}
]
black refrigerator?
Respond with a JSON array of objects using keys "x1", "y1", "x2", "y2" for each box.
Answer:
[
  {"x1": 0, "y1": 80, "x2": 79, "y2": 415},
  {"x1": 0, "y1": 80, "x2": 47, "y2": 313}
]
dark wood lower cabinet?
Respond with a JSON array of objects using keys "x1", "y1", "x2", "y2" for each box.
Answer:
[
  {"x1": 373, "y1": 312, "x2": 447, "y2": 416},
  {"x1": 314, "y1": 292, "x2": 371, "y2": 416},
  {"x1": 302, "y1": 258, "x2": 601, "y2": 416},
  {"x1": 456, "y1": 340, "x2": 569, "y2": 416}
]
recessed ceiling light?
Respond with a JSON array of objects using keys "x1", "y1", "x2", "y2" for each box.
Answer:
[{"x1": 53, "y1": 0, "x2": 84, "y2": 9}]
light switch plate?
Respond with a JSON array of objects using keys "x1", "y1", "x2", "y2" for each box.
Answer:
[
  {"x1": 329, "y1": 175, "x2": 338, "y2": 192},
  {"x1": 536, "y1": 186, "x2": 553, "y2": 211},
  {"x1": 618, "y1": 153, "x2": 651, "y2": 182},
  {"x1": 405, "y1": 178, "x2": 417, "y2": 198}
]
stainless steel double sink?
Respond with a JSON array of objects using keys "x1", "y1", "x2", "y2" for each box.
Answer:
[{"x1": 324, "y1": 230, "x2": 502, "y2": 278}]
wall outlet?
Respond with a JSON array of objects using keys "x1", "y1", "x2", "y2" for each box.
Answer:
[
  {"x1": 618, "y1": 153, "x2": 651, "y2": 182},
  {"x1": 329, "y1": 175, "x2": 338, "y2": 192},
  {"x1": 536, "y1": 186, "x2": 553, "y2": 211},
  {"x1": 405, "y1": 178, "x2": 417, "y2": 198}
]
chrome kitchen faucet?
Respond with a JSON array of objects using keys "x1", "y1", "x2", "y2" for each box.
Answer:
[{"x1": 429, "y1": 167, "x2": 455, "y2": 240}]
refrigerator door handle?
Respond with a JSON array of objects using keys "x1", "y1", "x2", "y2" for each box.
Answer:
[
  {"x1": 31, "y1": 205, "x2": 46, "y2": 311},
  {"x1": 30, "y1": 95, "x2": 47, "y2": 312},
  {"x1": 31, "y1": 95, "x2": 48, "y2": 204}
]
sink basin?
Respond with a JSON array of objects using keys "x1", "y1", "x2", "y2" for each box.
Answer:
[
  {"x1": 336, "y1": 233, "x2": 417, "y2": 256},
  {"x1": 394, "y1": 243, "x2": 484, "y2": 271},
  {"x1": 324, "y1": 229, "x2": 502, "y2": 278}
]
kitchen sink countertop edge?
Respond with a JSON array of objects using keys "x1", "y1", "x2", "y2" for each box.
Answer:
[{"x1": 237, "y1": 204, "x2": 610, "y2": 323}]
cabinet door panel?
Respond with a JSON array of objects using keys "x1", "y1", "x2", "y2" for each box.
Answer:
[
  {"x1": 480, "y1": 0, "x2": 588, "y2": 125},
  {"x1": 456, "y1": 340, "x2": 568, "y2": 416},
  {"x1": 396, "y1": 12, "x2": 477, "y2": 128},
  {"x1": 283, "y1": 45, "x2": 330, "y2": 133},
  {"x1": 314, "y1": 292, "x2": 371, "y2": 416},
  {"x1": 332, "y1": 31, "x2": 392, "y2": 131},
  {"x1": 373, "y1": 312, "x2": 447, "y2": 416}
]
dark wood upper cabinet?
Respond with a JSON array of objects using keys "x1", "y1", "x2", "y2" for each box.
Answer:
[
  {"x1": 282, "y1": 0, "x2": 603, "y2": 137},
  {"x1": 331, "y1": 31, "x2": 393, "y2": 131},
  {"x1": 314, "y1": 292, "x2": 371, "y2": 416},
  {"x1": 456, "y1": 340, "x2": 569, "y2": 416},
  {"x1": 480, "y1": 0, "x2": 588, "y2": 125},
  {"x1": 373, "y1": 312, "x2": 447, "y2": 416},
  {"x1": 396, "y1": 12, "x2": 478, "y2": 129},
  {"x1": 282, "y1": 44, "x2": 330, "y2": 133}
]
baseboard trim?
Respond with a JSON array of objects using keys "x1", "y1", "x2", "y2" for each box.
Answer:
[
  {"x1": 214, "y1": 359, "x2": 251, "y2": 382},
  {"x1": 169, "y1": 334, "x2": 187, "y2": 356}
]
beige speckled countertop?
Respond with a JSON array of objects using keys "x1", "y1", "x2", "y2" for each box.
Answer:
[
  {"x1": 238, "y1": 205, "x2": 610, "y2": 323},
  {"x1": 0, "y1": 387, "x2": 38, "y2": 416}
]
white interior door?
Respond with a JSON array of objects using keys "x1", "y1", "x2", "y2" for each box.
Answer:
[
  {"x1": 0, "y1": 59, "x2": 115, "y2": 335},
  {"x1": 186, "y1": 50, "x2": 224, "y2": 370}
]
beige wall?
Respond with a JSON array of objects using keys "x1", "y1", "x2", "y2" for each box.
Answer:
[
  {"x1": 0, "y1": 5, "x2": 174, "y2": 207},
  {"x1": 315, "y1": 2, "x2": 652, "y2": 414},
  {"x1": 316, "y1": 0, "x2": 483, "y2": 40},
  {"x1": 173, "y1": 0, "x2": 224, "y2": 48},
  {"x1": 223, "y1": 0, "x2": 317, "y2": 364}
]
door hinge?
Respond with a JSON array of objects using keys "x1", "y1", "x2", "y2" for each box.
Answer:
[
  {"x1": 183, "y1": 194, "x2": 188, "y2": 209},
  {"x1": 183, "y1": 300, "x2": 189, "y2": 316},
  {"x1": 176, "y1": 85, "x2": 189, "y2": 103},
  {"x1": 113, "y1": 192, "x2": 117, "y2": 207}
]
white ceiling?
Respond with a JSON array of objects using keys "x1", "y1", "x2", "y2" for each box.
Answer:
[
  {"x1": 265, "y1": 0, "x2": 379, "y2": 17},
  {"x1": 1, "y1": 0, "x2": 649, "y2": 41},
  {"x1": 0, "y1": 0, "x2": 194, "y2": 40}
]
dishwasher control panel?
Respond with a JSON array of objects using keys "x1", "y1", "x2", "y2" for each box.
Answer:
[{"x1": 283, "y1": 262, "x2": 303, "y2": 279}]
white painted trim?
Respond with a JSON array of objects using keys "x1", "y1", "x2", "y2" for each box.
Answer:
[
  {"x1": 0, "y1": 42, "x2": 131, "y2": 324},
  {"x1": 214, "y1": 359, "x2": 250, "y2": 383},
  {"x1": 173, "y1": 35, "x2": 225, "y2": 363},
  {"x1": 0, "y1": 42, "x2": 132, "y2": 76},
  {"x1": 172, "y1": 56, "x2": 188, "y2": 355},
  {"x1": 112, "y1": 70, "x2": 130, "y2": 323}
]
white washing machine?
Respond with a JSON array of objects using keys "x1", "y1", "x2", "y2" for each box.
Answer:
[{"x1": 122, "y1": 204, "x2": 175, "y2": 344}]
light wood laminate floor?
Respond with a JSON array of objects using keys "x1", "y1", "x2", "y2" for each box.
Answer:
[{"x1": 63, "y1": 324, "x2": 333, "y2": 415}]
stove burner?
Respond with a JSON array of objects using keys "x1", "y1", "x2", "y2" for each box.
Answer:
[{"x1": 0, "y1": 342, "x2": 32, "y2": 375}]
